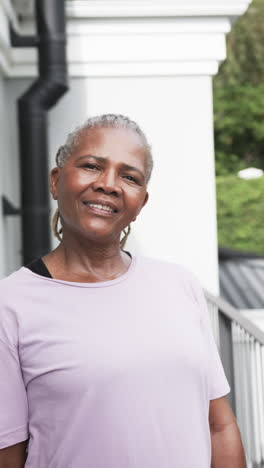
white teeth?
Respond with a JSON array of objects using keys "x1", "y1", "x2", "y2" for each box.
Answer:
[{"x1": 85, "y1": 202, "x2": 114, "y2": 213}]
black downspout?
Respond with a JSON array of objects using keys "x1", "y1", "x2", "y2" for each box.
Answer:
[{"x1": 17, "y1": 0, "x2": 68, "y2": 265}]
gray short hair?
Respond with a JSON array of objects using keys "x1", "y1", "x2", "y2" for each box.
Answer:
[{"x1": 55, "y1": 114, "x2": 153, "y2": 184}]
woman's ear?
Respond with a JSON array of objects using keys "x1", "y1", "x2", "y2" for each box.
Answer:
[
  {"x1": 133, "y1": 191, "x2": 149, "y2": 221},
  {"x1": 50, "y1": 167, "x2": 60, "y2": 200},
  {"x1": 142, "y1": 191, "x2": 149, "y2": 208}
]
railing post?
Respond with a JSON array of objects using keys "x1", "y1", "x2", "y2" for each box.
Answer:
[
  {"x1": 218, "y1": 312, "x2": 237, "y2": 415},
  {"x1": 205, "y1": 292, "x2": 264, "y2": 467}
]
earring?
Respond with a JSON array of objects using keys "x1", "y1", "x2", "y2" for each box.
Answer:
[
  {"x1": 51, "y1": 207, "x2": 63, "y2": 242},
  {"x1": 51, "y1": 210, "x2": 131, "y2": 247},
  {"x1": 120, "y1": 224, "x2": 131, "y2": 249}
]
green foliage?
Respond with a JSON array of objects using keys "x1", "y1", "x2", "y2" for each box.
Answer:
[
  {"x1": 215, "y1": 0, "x2": 264, "y2": 87},
  {"x1": 213, "y1": 0, "x2": 264, "y2": 177},
  {"x1": 214, "y1": 84, "x2": 264, "y2": 175},
  {"x1": 211, "y1": 0, "x2": 264, "y2": 253},
  {"x1": 216, "y1": 175, "x2": 264, "y2": 254}
]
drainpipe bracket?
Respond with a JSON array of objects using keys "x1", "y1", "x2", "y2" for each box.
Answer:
[
  {"x1": 9, "y1": 23, "x2": 38, "y2": 48},
  {"x1": 2, "y1": 195, "x2": 21, "y2": 216}
]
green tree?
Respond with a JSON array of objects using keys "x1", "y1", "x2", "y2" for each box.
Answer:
[
  {"x1": 214, "y1": 84, "x2": 264, "y2": 175},
  {"x1": 215, "y1": 0, "x2": 264, "y2": 87},
  {"x1": 213, "y1": 0, "x2": 264, "y2": 176}
]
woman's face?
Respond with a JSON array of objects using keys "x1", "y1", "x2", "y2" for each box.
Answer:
[{"x1": 50, "y1": 126, "x2": 149, "y2": 244}]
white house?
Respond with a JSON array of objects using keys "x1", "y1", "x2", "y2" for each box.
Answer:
[{"x1": 0, "y1": 0, "x2": 252, "y2": 293}]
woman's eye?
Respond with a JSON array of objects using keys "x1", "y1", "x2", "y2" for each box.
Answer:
[
  {"x1": 124, "y1": 175, "x2": 138, "y2": 183},
  {"x1": 82, "y1": 164, "x2": 98, "y2": 170}
]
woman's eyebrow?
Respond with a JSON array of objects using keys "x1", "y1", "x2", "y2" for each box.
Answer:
[
  {"x1": 77, "y1": 154, "x2": 145, "y2": 180},
  {"x1": 77, "y1": 154, "x2": 105, "y2": 163}
]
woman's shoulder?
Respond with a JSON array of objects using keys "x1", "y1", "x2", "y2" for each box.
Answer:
[
  {"x1": 0, "y1": 266, "x2": 32, "y2": 296},
  {"x1": 0, "y1": 265, "x2": 28, "y2": 280},
  {"x1": 139, "y1": 254, "x2": 197, "y2": 277},
  {"x1": 139, "y1": 255, "x2": 201, "y2": 290},
  {"x1": 136, "y1": 256, "x2": 204, "y2": 310},
  {"x1": 0, "y1": 268, "x2": 30, "y2": 349}
]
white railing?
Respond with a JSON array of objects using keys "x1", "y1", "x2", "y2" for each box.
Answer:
[{"x1": 205, "y1": 291, "x2": 264, "y2": 468}]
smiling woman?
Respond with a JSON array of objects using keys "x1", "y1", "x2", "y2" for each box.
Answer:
[
  {"x1": 0, "y1": 114, "x2": 246, "y2": 468},
  {"x1": 40, "y1": 114, "x2": 152, "y2": 282},
  {"x1": 51, "y1": 114, "x2": 152, "y2": 257}
]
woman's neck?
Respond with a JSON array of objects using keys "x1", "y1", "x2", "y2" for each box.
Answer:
[{"x1": 42, "y1": 240, "x2": 131, "y2": 283}]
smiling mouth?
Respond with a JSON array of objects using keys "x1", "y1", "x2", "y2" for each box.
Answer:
[{"x1": 82, "y1": 202, "x2": 117, "y2": 215}]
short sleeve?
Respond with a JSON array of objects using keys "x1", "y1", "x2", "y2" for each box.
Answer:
[
  {"x1": 0, "y1": 338, "x2": 29, "y2": 448},
  {"x1": 186, "y1": 271, "x2": 231, "y2": 400}
]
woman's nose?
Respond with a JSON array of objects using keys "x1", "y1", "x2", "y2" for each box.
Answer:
[{"x1": 92, "y1": 170, "x2": 122, "y2": 196}]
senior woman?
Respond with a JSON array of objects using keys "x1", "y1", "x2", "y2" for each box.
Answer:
[{"x1": 0, "y1": 114, "x2": 246, "y2": 467}]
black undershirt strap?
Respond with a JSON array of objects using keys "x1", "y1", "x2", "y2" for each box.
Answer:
[
  {"x1": 25, "y1": 258, "x2": 53, "y2": 278},
  {"x1": 25, "y1": 250, "x2": 132, "y2": 279}
]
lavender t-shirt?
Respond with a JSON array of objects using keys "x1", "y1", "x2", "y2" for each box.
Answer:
[{"x1": 0, "y1": 255, "x2": 230, "y2": 467}]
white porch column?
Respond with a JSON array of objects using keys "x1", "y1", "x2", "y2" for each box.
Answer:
[{"x1": 3, "y1": 1, "x2": 252, "y2": 290}]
